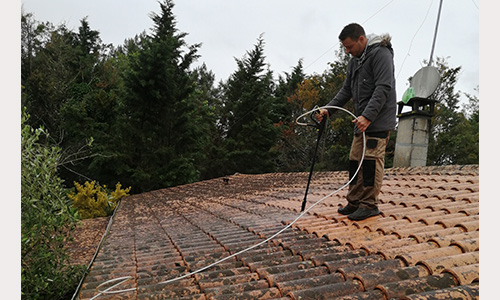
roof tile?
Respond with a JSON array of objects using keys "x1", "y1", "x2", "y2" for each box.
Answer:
[
  {"x1": 336, "y1": 258, "x2": 405, "y2": 280},
  {"x1": 402, "y1": 284, "x2": 479, "y2": 300},
  {"x1": 208, "y1": 287, "x2": 281, "y2": 300},
  {"x1": 73, "y1": 165, "x2": 479, "y2": 300},
  {"x1": 416, "y1": 251, "x2": 479, "y2": 274},
  {"x1": 375, "y1": 272, "x2": 458, "y2": 299},
  {"x1": 286, "y1": 280, "x2": 364, "y2": 300},
  {"x1": 355, "y1": 265, "x2": 429, "y2": 290},
  {"x1": 443, "y1": 264, "x2": 479, "y2": 285},
  {"x1": 264, "y1": 266, "x2": 329, "y2": 286},
  {"x1": 275, "y1": 272, "x2": 344, "y2": 295},
  {"x1": 394, "y1": 245, "x2": 463, "y2": 266}
]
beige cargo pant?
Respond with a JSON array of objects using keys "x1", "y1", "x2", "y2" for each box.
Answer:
[{"x1": 346, "y1": 132, "x2": 389, "y2": 209}]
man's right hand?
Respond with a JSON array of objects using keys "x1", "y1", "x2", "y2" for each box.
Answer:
[{"x1": 316, "y1": 109, "x2": 329, "y2": 122}]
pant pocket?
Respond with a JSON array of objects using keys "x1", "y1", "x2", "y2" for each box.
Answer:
[
  {"x1": 349, "y1": 160, "x2": 359, "y2": 185},
  {"x1": 366, "y1": 138, "x2": 378, "y2": 149},
  {"x1": 362, "y1": 159, "x2": 376, "y2": 187}
]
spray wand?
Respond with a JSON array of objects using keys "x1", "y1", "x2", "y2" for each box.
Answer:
[{"x1": 301, "y1": 106, "x2": 327, "y2": 212}]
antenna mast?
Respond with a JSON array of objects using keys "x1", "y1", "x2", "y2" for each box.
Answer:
[{"x1": 428, "y1": 0, "x2": 444, "y2": 66}]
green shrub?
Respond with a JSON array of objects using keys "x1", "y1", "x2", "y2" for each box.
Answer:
[
  {"x1": 21, "y1": 110, "x2": 85, "y2": 300},
  {"x1": 69, "y1": 181, "x2": 131, "y2": 219}
]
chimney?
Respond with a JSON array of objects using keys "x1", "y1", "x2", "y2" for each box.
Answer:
[{"x1": 393, "y1": 97, "x2": 437, "y2": 167}]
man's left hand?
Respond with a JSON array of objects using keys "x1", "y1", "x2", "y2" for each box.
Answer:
[{"x1": 353, "y1": 115, "x2": 371, "y2": 132}]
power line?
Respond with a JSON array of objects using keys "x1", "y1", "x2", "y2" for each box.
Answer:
[
  {"x1": 303, "y1": 0, "x2": 395, "y2": 72},
  {"x1": 303, "y1": 44, "x2": 337, "y2": 71},
  {"x1": 470, "y1": 0, "x2": 479, "y2": 10},
  {"x1": 396, "y1": 0, "x2": 434, "y2": 80},
  {"x1": 362, "y1": 0, "x2": 395, "y2": 24}
]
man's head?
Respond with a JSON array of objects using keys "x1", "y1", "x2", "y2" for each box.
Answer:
[{"x1": 339, "y1": 23, "x2": 367, "y2": 58}]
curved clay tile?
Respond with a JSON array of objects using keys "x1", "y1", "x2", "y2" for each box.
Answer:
[
  {"x1": 264, "y1": 266, "x2": 329, "y2": 287},
  {"x1": 416, "y1": 251, "x2": 479, "y2": 274},
  {"x1": 378, "y1": 241, "x2": 439, "y2": 260},
  {"x1": 436, "y1": 215, "x2": 479, "y2": 228},
  {"x1": 443, "y1": 263, "x2": 479, "y2": 285},
  {"x1": 275, "y1": 272, "x2": 344, "y2": 295},
  {"x1": 337, "y1": 258, "x2": 405, "y2": 280},
  {"x1": 358, "y1": 236, "x2": 419, "y2": 254},
  {"x1": 427, "y1": 231, "x2": 479, "y2": 248},
  {"x1": 401, "y1": 284, "x2": 479, "y2": 300},
  {"x1": 322, "y1": 254, "x2": 385, "y2": 273},
  {"x1": 450, "y1": 238, "x2": 479, "y2": 253},
  {"x1": 375, "y1": 272, "x2": 459, "y2": 299},
  {"x1": 396, "y1": 245, "x2": 464, "y2": 267},
  {"x1": 408, "y1": 227, "x2": 465, "y2": 242},
  {"x1": 455, "y1": 220, "x2": 480, "y2": 232},
  {"x1": 286, "y1": 280, "x2": 364, "y2": 300},
  {"x1": 355, "y1": 265, "x2": 429, "y2": 290}
]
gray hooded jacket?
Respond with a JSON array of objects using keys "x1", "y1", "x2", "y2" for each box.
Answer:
[{"x1": 327, "y1": 33, "x2": 397, "y2": 134}]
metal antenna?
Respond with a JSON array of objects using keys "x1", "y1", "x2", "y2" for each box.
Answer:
[{"x1": 428, "y1": 0, "x2": 444, "y2": 66}]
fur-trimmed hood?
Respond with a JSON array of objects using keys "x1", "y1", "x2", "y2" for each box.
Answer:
[
  {"x1": 359, "y1": 33, "x2": 393, "y2": 62},
  {"x1": 367, "y1": 33, "x2": 394, "y2": 57},
  {"x1": 367, "y1": 33, "x2": 392, "y2": 47}
]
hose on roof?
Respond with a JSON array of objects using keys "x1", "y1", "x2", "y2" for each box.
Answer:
[{"x1": 87, "y1": 105, "x2": 365, "y2": 299}]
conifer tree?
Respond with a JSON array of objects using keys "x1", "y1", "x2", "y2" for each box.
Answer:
[
  {"x1": 116, "y1": 0, "x2": 205, "y2": 192},
  {"x1": 220, "y1": 36, "x2": 279, "y2": 174}
]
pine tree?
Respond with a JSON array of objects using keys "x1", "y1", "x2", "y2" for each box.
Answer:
[
  {"x1": 116, "y1": 0, "x2": 204, "y2": 192},
  {"x1": 219, "y1": 36, "x2": 279, "y2": 174}
]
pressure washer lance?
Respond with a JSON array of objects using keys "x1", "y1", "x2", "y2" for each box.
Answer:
[
  {"x1": 301, "y1": 106, "x2": 327, "y2": 212},
  {"x1": 88, "y1": 106, "x2": 365, "y2": 299}
]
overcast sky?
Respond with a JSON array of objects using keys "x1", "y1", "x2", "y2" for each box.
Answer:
[{"x1": 21, "y1": 0, "x2": 479, "y2": 104}]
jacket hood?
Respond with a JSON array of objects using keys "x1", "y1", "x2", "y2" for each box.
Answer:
[
  {"x1": 364, "y1": 33, "x2": 393, "y2": 57},
  {"x1": 367, "y1": 33, "x2": 392, "y2": 47}
]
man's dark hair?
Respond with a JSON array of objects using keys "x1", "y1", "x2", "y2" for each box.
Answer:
[{"x1": 339, "y1": 23, "x2": 366, "y2": 41}]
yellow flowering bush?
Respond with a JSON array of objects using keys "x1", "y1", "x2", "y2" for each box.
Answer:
[{"x1": 68, "y1": 181, "x2": 131, "y2": 219}]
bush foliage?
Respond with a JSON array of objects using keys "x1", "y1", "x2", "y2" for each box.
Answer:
[
  {"x1": 21, "y1": 111, "x2": 84, "y2": 300},
  {"x1": 68, "y1": 181, "x2": 131, "y2": 219}
]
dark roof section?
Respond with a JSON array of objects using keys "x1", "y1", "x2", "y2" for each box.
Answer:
[{"x1": 76, "y1": 165, "x2": 479, "y2": 300}]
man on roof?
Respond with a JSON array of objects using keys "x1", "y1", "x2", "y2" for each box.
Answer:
[{"x1": 317, "y1": 23, "x2": 397, "y2": 221}]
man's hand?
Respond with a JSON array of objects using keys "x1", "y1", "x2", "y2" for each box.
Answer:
[
  {"x1": 353, "y1": 115, "x2": 371, "y2": 132},
  {"x1": 316, "y1": 109, "x2": 329, "y2": 122}
]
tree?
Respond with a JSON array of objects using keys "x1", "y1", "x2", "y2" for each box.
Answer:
[
  {"x1": 273, "y1": 60, "x2": 307, "y2": 171},
  {"x1": 190, "y1": 64, "x2": 225, "y2": 180},
  {"x1": 273, "y1": 46, "x2": 356, "y2": 172},
  {"x1": 21, "y1": 13, "x2": 118, "y2": 186},
  {"x1": 114, "y1": 0, "x2": 206, "y2": 192},
  {"x1": 219, "y1": 36, "x2": 280, "y2": 175},
  {"x1": 58, "y1": 18, "x2": 118, "y2": 183},
  {"x1": 21, "y1": 13, "x2": 77, "y2": 137},
  {"x1": 426, "y1": 57, "x2": 479, "y2": 165}
]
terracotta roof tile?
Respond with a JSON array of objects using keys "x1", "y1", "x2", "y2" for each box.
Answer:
[
  {"x1": 416, "y1": 251, "x2": 479, "y2": 274},
  {"x1": 443, "y1": 263, "x2": 479, "y2": 285},
  {"x1": 402, "y1": 284, "x2": 479, "y2": 300},
  {"x1": 286, "y1": 280, "x2": 364, "y2": 299},
  {"x1": 354, "y1": 265, "x2": 430, "y2": 290},
  {"x1": 73, "y1": 165, "x2": 479, "y2": 300},
  {"x1": 375, "y1": 272, "x2": 458, "y2": 299}
]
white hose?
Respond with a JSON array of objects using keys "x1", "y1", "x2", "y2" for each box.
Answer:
[{"x1": 89, "y1": 105, "x2": 365, "y2": 299}]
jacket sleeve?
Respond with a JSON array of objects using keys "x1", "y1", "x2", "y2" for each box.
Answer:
[
  {"x1": 361, "y1": 47, "x2": 394, "y2": 122},
  {"x1": 326, "y1": 61, "x2": 353, "y2": 115}
]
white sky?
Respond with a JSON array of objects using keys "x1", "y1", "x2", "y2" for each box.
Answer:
[{"x1": 20, "y1": 0, "x2": 480, "y2": 104}]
